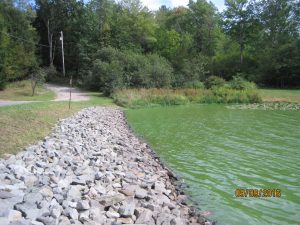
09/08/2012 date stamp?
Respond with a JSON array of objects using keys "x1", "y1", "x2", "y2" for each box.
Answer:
[{"x1": 235, "y1": 189, "x2": 281, "y2": 198}]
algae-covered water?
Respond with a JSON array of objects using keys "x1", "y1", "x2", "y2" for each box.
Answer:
[{"x1": 126, "y1": 105, "x2": 300, "y2": 225}]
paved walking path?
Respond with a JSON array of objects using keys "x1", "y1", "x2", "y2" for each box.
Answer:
[
  {"x1": 46, "y1": 83, "x2": 90, "y2": 102},
  {"x1": 0, "y1": 100, "x2": 38, "y2": 107},
  {"x1": 0, "y1": 83, "x2": 90, "y2": 107}
]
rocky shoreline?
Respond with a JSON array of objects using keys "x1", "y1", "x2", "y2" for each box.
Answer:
[{"x1": 0, "y1": 107, "x2": 210, "y2": 225}]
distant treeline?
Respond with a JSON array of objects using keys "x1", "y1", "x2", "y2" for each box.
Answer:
[{"x1": 0, "y1": 0, "x2": 299, "y2": 91}]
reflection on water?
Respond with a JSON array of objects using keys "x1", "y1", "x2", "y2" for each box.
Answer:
[{"x1": 126, "y1": 105, "x2": 300, "y2": 225}]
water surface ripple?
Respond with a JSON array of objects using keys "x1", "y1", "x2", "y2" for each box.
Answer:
[{"x1": 126, "y1": 105, "x2": 300, "y2": 225}]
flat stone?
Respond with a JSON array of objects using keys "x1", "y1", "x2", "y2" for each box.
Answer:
[
  {"x1": 67, "y1": 185, "x2": 83, "y2": 200},
  {"x1": 94, "y1": 172, "x2": 104, "y2": 180},
  {"x1": 106, "y1": 210, "x2": 120, "y2": 218},
  {"x1": 71, "y1": 178, "x2": 86, "y2": 186},
  {"x1": 79, "y1": 210, "x2": 90, "y2": 222},
  {"x1": 156, "y1": 212, "x2": 174, "y2": 225},
  {"x1": 112, "y1": 183, "x2": 122, "y2": 188},
  {"x1": 98, "y1": 194, "x2": 126, "y2": 207},
  {"x1": 0, "y1": 209, "x2": 22, "y2": 222},
  {"x1": 154, "y1": 182, "x2": 166, "y2": 193},
  {"x1": 40, "y1": 187, "x2": 53, "y2": 199},
  {"x1": 36, "y1": 216, "x2": 55, "y2": 225},
  {"x1": 117, "y1": 217, "x2": 134, "y2": 224},
  {"x1": 0, "y1": 190, "x2": 15, "y2": 199},
  {"x1": 65, "y1": 208, "x2": 79, "y2": 220},
  {"x1": 119, "y1": 189, "x2": 134, "y2": 197},
  {"x1": 118, "y1": 197, "x2": 135, "y2": 217},
  {"x1": 30, "y1": 221, "x2": 44, "y2": 225},
  {"x1": 89, "y1": 208, "x2": 106, "y2": 223},
  {"x1": 77, "y1": 200, "x2": 90, "y2": 210},
  {"x1": 135, "y1": 209, "x2": 154, "y2": 225},
  {"x1": 171, "y1": 218, "x2": 185, "y2": 225},
  {"x1": 58, "y1": 216, "x2": 72, "y2": 225},
  {"x1": 50, "y1": 205, "x2": 62, "y2": 219},
  {"x1": 135, "y1": 188, "x2": 147, "y2": 199},
  {"x1": 23, "y1": 176, "x2": 38, "y2": 187}
]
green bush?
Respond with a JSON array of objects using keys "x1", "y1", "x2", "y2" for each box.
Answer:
[
  {"x1": 210, "y1": 87, "x2": 262, "y2": 104},
  {"x1": 0, "y1": 74, "x2": 6, "y2": 90},
  {"x1": 183, "y1": 80, "x2": 204, "y2": 89},
  {"x1": 205, "y1": 76, "x2": 226, "y2": 89},
  {"x1": 146, "y1": 54, "x2": 173, "y2": 88},
  {"x1": 83, "y1": 47, "x2": 173, "y2": 95},
  {"x1": 229, "y1": 75, "x2": 257, "y2": 90},
  {"x1": 44, "y1": 65, "x2": 58, "y2": 81},
  {"x1": 113, "y1": 88, "x2": 262, "y2": 108}
]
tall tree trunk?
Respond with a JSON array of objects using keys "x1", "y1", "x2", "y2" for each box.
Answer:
[
  {"x1": 47, "y1": 19, "x2": 53, "y2": 66},
  {"x1": 31, "y1": 74, "x2": 36, "y2": 96},
  {"x1": 240, "y1": 43, "x2": 244, "y2": 65},
  {"x1": 240, "y1": 23, "x2": 244, "y2": 66}
]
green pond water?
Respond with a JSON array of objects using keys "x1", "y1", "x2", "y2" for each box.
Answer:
[{"x1": 125, "y1": 105, "x2": 300, "y2": 225}]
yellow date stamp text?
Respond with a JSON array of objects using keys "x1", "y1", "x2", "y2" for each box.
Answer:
[{"x1": 235, "y1": 189, "x2": 281, "y2": 198}]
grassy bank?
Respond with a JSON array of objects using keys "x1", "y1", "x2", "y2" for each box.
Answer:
[
  {"x1": 0, "y1": 80, "x2": 55, "y2": 101},
  {"x1": 259, "y1": 89, "x2": 300, "y2": 103},
  {"x1": 113, "y1": 88, "x2": 262, "y2": 108},
  {"x1": 0, "y1": 94, "x2": 114, "y2": 156}
]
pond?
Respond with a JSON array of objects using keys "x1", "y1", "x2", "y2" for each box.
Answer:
[{"x1": 125, "y1": 105, "x2": 300, "y2": 225}]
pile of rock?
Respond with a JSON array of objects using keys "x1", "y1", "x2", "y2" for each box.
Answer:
[{"x1": 0, "y1": 107, "x2": 209, "y2": 225}]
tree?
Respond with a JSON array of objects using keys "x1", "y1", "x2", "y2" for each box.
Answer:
[
  {"x1": 31, "y1": 67, "x2": 46, "y2": 96},
  {"x1": 188, "y1": 0, "x2": 219, "y2": 57},
  {"x1": 0, "y1": 0, "x2": 37, "y2": 84},
  {"x1": 223, "y1": 0, "x2": 258, "y2": 65}
]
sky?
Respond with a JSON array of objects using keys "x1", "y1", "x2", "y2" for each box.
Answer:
[{"x1": 140, "y1": 0, "x2": 226, "y2": 12}]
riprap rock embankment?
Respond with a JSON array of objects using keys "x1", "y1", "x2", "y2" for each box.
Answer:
[{"x1": 0, "y1": 107, "x2": 208, "y2": 225}]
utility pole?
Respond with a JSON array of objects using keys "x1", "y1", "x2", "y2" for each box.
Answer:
[
  {"x1": 60, "y1": 31, "x2": 65, "y2": 77},
  {"x1": 69, "y1": 76, "x2": 72, "y2": 110},
  {"x1": 60, "y1": 31, "x2": 72, "y2": 109}
]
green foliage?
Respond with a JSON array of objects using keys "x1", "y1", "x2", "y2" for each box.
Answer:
[
  {"x1": 0, "y1": 74, "x2": 6, "y2": 90},
  {"x1": 205, "y1": 76, "x2": 226, "y2": 89},
  {"x1": 210, "y1": 87, "x2": 261, "y2": 103},
  {"x1": 0, "y1": 1, "x2": 37, "y2": 83},
  {"x1": 1, "y1": 0, "x2": 298, "y2": 89},
  {"x1": 44, "y1": 65, "x2": 58, "y2": 80},
  {"x1": 31, "y1": 67, "x2": 46, "y2": 96},
  {"x1": 146, "y1": 54, "x2": 173, "y2": 88},
  {"x1": 229, "y1": 75, "x2": 257, "y2": 90},
  {"x1": 183, "y1": 81, "x2": 205, "y2": 89},
  {"x1": 83, "y1": 47, "x2": 173, "y2": 95},
  {"x1": 113, "y1": 88, "x2": 262, "y2": 108}
]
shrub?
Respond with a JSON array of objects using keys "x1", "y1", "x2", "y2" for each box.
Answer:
[
  {"x1": 181, "y1": 55, "x2": 209, "y2": 82},
  {"x1": 146, "y1": 54, "x2": 173, "y2": 88},
  {"x1": 113, "y1": 88, "x2": 262, "y2": 108},
  {"x1": 229, "y1": 75, "x2": 257, "y2": 90},
  {"x1": 31, "y1": 67, "x2": 46, "y2": 96},
  {"x1": 205, "y1": 76, "x2": 226, "y2": 89},
  {"x1": 0, "y1": 72, "x2": 6, "y2": 90},
  {"x1": 183, "y1": 80, "x2": 204, "y2": 89},
  {"x1": 92, "y1": 59, "x2": 124, "y2": 95},
  {"x1": 44, "y1": 65, "x2": 58, "y2": 81},
  {"x1": 83, "y1": 47, "x2": 173, "y2": 95}
]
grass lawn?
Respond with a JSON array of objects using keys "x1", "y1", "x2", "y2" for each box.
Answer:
[
  {"x1": 259, "y1": 89, "x2": 300, "y2": 103},
  {"x1": 0, "y1": 94, "x2": 114, "y2": 156},
  {"x1": 0, "y1": 80, "x2": 55, "y2": 101}
]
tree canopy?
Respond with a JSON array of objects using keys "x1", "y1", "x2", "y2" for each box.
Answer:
[{"x1": 0, "y1": 0, "x2": 299, "y2": 91}]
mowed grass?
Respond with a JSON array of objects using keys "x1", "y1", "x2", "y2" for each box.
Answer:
[
  {"x1": 0, "y1": 80, "x2": 55, "y2": 101},
  {"x1": 0, "y1": 94, "x2": 114, "y2": 156},
  {"x1": 259, "y1": 89, "x2": 300, "y2": 103}
]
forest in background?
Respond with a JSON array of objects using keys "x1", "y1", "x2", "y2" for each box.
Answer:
[{"x1": 0, "y1": 0, "x2": 299, "y2": 93}]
